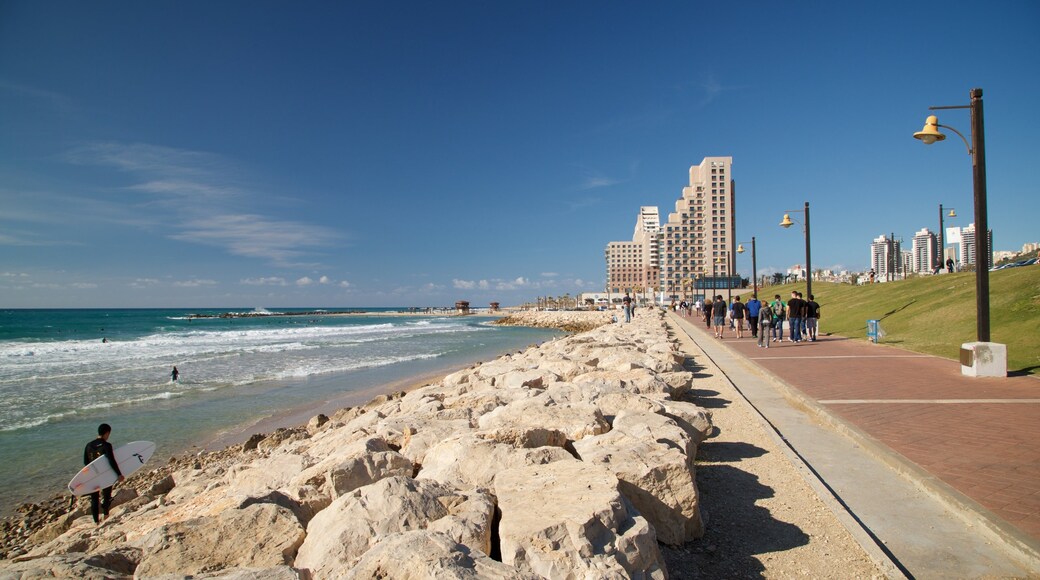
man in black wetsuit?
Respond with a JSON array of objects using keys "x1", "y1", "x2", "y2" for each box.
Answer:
[{"x1": 84, "y1": 423, "x2": 124, "y2": 524}]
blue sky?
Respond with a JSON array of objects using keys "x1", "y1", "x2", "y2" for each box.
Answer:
[{"x1": 2, "y1": 1, "x2": 1038, "y2": 308}]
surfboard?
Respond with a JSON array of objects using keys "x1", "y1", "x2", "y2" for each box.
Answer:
[{"x1": 68, "y1": 441, "x2": 156, "y2": 496}]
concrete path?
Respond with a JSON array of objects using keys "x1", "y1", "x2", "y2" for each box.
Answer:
[{"x1": 668, "y1": 312, "x2": 1040, "y2": 579}]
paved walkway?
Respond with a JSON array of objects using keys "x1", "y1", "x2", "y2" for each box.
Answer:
[{"x1": 669, "y1": 312, "x2": 1040, "y2": 577}]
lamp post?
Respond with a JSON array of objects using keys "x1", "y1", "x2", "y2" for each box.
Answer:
[
  {"x1": 938, "y1": 205, "x2": 956, "y2": 271},
  {"x1": 914, "y1": 88, "x2": 990, "y2": 343},
  {"x1": 737, "y1": 237, "x2": 757, "y2": 298},
  {"x1": 780, "y1": 201, "x2": 812, "y2": 297}
]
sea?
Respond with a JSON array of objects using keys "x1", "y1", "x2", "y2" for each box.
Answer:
[{"x1": 0, "y1": 308, "x2": 560, "y2": 515}]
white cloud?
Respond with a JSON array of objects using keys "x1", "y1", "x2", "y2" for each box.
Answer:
[
  {"x1": 241, "y1": 277, "x2": 287, "y2": 286},
  {"x1": 296, "y1": 276, "x2": 313, "y2": 286},
  {"x1": 71, "y1": 282, "x2": 98, "y2": 289},
  {"x1": 453, "y1": 279, "x2": 476, "y2": 290},
  {"x1": 541, "y1": 272, "x2": 558, "y2": 278},
  {"x1": 1, "y1": 272, "x2": 30, "y2": 278},
  {"x1": 495, "y1": 276, "x2": 530, "y2": 291},
  {"x1": 173, "y1": 279, "x2": 217, "y2": 288},
  {"x1": 66, "y1": 142, "x2": 344, "y2": 266},
  {"x1": 319, "y1": 275, "x2": 330, "y2": 284},
  {"x1": 338, "y1": 280, "x2": 352, "y2": 288},
  {"x1": 171, "y1": 214, "x2": 339, "y2": 267}
]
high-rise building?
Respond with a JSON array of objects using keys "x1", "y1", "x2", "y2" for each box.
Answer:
[
  {"x1": 605, "y1": 206, "x2": 661, "y2": 296},
  {"x1": 960, "y1": 223, "x2": 993, "y2": 269},
  {"x1": 911, "y1": 227, "x2": 937, "y2": 274},
  {"x1": 659, "y1": 156, "x2": 734, "y2": 300},
  {"x1": 869, "y1": 234, "x2": 901, "y2": 280}
]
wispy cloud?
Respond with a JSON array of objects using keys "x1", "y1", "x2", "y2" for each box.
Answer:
[
  {"x1": 173, "y1": 279, "x2": 217, "y2": 288},
  {"x1": 0, "y1": 79, "x2": 75, "y2": 112},
  {"x1": 241, "y1": 277, "x2": 288, "y2": 286},
  {"x1": 62, "y1": 142, "x2": 344, "y2": 266},
  {"x1": 171, "y1": 214, "x2": 339, "y2": 267}
]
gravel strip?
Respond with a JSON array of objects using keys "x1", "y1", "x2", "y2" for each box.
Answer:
[{"x1": 661, "y1": 316, "x2": 885, "y2": 578}]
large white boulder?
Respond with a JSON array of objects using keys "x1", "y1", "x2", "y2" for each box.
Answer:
[
  {"x1": 573, "y1": 428, "x2": 703, "y2": 545},
  {"x1": 477, "y1": 397, "x2": 609, "y2": 441},
  {"x1": 294, "y1": 477, "x2": 494, "y2": 577},
  {"x1": 344, "y1": 531, "x2": 536, "y2": 579},
  {"x1": 494, "y1": 461, "x2": 666, "y2": 579},
  {"x1": 417, "y1": 433, "x2": 573, "y2": 490},
  {"x1": 134, "y1": 503, "x2": 305, "y2": 577}
]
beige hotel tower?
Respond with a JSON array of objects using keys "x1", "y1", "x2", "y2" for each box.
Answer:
[
  {"x1": 605, "y1": 156, "x2": 733, "y2": 302},
  {"x1": 660, "y1": 156, "x2": 734, "y2": 300}
]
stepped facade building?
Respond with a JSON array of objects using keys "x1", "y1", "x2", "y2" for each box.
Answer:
[{"x1": 658, "y1": 156, "x2": 734, "y2": 300}]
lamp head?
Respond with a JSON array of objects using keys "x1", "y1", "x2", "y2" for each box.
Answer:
[
  {"x1": 948, "y1": 209, "x2": 956, "y2": 218},
  {"x1": 737, "y1": 244, "x2": 745, "y2": 254},
  {"x1": 780, "y1": 214, "x2": 794, "y2": 228},
  {"x1": 914, "y1": 115, "x2": 946, "y2": 145}
]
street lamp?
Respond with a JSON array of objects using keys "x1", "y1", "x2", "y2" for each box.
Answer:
[
  {"x1": 937, "y1": 205, "x2": 956, "y2": 271},
  {"x1": 737, "y1": 237, "x2": 757, "y2": 298},
  {"x1": 779, "y1": 201, "x2": 812, "y2": 297},
  {"x1": 914, "y1": 88, "x2": 990, "y2": 343}
]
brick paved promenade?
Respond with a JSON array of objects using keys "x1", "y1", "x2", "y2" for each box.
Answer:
[{"x1": 680, "y1": 313, "x2": 1040, "y2": 544}]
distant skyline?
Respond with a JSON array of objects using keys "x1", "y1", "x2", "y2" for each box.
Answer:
[{"x1": 2, "y1": 2, "x2": 1039, "y2": 307}]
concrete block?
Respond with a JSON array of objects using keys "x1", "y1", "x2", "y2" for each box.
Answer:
[{"x1": 960, "y1": 342, "x2": 1007, "y2": 378}]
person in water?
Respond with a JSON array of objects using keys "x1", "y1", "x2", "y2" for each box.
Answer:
[
  {"x1": 83, "y1": 423, "x2": 124, "y2": 524},
  {"x1": 171, "y1": 366, "x2": 179, "y2": 382}
]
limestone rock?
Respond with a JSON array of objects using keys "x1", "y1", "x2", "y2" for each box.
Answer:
[
  {"x1": 573, "y1": 428, "x2": 703, "y2": 545},
  {"x1": 494, "y1": 461, "x2": 666, "y2": 579},
  {"x1": 418, "y1": 433, "x2": 574, "y2": 490},
  {"x1": 344, "y1": 531, "x2": 536, "y2": 580},
  {"x1": 0, "y1": 550, "x2": 139, "y2": 579},
  {"x1": 134, "y1": 503, "x2": 305, "y2": 577},
  {"x1": 294, "y1": 477, "x2": 494, "y2": 577},
  {"x1": 477, "y1": 397, "x2": 609, "y2": 441}
]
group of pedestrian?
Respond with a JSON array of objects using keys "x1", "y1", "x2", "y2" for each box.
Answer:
[
  {"x1": 752, "y1": 290, "x2": 820, "y2": 346},
  {"x1": 696, "y1": 291, "x2": 820, "y2": 346}
]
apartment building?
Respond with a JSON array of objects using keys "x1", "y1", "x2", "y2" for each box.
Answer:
[
  {"x1": 659, "y1": 156, "x2": 734, "y2": 300},
  {"x1": 960, "y1": 223, "x2": 993, "y2": 269},
  {"x1": 870, "y1": 234, "x2": 902, "y2": 280},
  {"x1": 911, "y1": 227, "x2": 937, "y2": 274},
  {"x1": 605, "y1": 206, "x2": 661, "y2": 296}
]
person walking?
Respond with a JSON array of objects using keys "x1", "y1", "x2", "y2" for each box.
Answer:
[
  {"x1": 703, "y1": 297, "x2": 713, "y2": 329},
  {"x1": 805, "y1": 293, "x2": 821, "y2": 342},
  {"x1": 746, "y1": 295, "x2": 761, "y2": 338},
  {"x1": 730, "y1": 296, "x2": 746, "y2": 339},
  {"x1": 712, "y1": 295, "x2": 727, "y2": 339},
  {"x1": 83, "y1": 423, "x2": 125, "y2": 525},
  {"x1": 787, "y1": 291, "x2": 804, "y2": 343},
  {"x1": 623, "y1": 293, "x2": 632, "y2": 323},
  {"x1": 771, "y1": 294, "x2": 786, "y2": 342},
  {"x1": 757, "y1": 300, "x2": 773, "y2": 348}
]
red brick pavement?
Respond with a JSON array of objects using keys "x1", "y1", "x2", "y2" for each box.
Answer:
[{"x1": 684, "y1": 317, "x2": 1040, "y2": 542}]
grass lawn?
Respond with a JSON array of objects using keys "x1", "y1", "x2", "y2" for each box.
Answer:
[{"x1": 753, "y1": 266, "x2": 1040, "y2": 376}]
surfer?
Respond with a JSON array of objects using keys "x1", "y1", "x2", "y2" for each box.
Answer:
[
  {"x1": 171, "y1": 366, "x2": 179, "y2": 382},
  {"x1": 83, "y1": 423, "x2": 124, "y2": 524}
]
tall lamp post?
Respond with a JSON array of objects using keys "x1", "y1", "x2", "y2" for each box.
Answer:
[
  {"x1": 914, "y1": 88, "x2": 990, "y2": 342},
  {"x1": 780, "y1": 201, "x2": 812, "y2": 297},
  {"x1": 737, "y1": 237, "x2": 757, "y2": 297},
  {"x1": 937, "y1": 205, "x2": 956, "y2": 271}
]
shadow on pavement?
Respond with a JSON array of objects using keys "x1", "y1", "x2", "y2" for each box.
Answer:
[
  {"x1": 698, "y1": 441, "x2": 768, "y2": 462},
  {"x1": 662, "y1": 463, "x2": 810, "y2": 577}
]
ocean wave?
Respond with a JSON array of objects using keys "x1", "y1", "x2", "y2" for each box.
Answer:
[{"x1": 0, "y1": 391, "x2": 182, "y2": 433}]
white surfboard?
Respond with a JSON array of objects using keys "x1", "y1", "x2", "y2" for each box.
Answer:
[{"x1": 68, "y1": 441, "x2": 156, "y2": 496}]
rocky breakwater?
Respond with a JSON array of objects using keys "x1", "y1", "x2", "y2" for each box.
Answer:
[
  {"x1": 0, "y1": 309, "x2": 712, "y2": 579},
  {"x1": 494, "y1": 310, "x2": 613, "y2": 333}
]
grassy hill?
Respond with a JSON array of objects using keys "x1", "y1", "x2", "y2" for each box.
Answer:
[{"x1": 754, "y1": 266, "x2": 1040, "y2": 376}]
